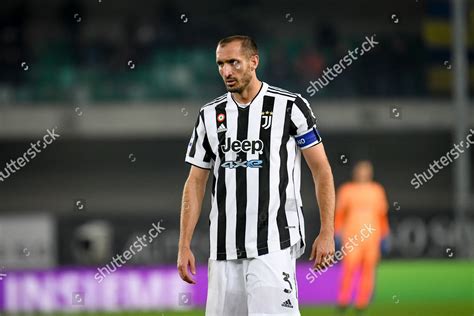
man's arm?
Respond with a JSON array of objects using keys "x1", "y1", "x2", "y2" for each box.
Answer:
[
  {"x1": 302, "y1": 143, "x2": 336, "y2": 270},
  {"x1": 177, "y1": 165, "x2": 210, "y2": 284}
]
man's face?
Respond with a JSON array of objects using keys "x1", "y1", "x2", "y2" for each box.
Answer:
[{"x1": 216, "y1": 41, "x2": 256, "y2": 93}]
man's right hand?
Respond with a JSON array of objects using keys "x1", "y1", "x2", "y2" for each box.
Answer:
[{"x1": 177, "y1": 246, "x2": 197, "y2": 284}]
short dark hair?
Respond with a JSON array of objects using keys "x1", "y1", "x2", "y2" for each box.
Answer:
[{"x1": 217, "y1": 35, "x2": 258, "y2": 57}]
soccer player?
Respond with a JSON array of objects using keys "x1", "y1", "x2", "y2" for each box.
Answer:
[
  {"x1": 177, "y1": 35, "x2": 335, "y2": 316},
  {"x1": 334, "y1": 160, "x2": 390, "y2": 315}
]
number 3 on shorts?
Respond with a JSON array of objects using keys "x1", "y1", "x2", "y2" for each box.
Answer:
[{"x1": 282, "y1": 272, "x2": 293, "y2": 294}]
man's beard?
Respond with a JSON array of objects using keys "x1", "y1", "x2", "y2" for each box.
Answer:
[{"x1": 225, "y1": 72, "x2": 252, "y2": 93}]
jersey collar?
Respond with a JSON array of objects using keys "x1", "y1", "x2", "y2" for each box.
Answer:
[{"x1": 229, "y1": 82, "x2": 268, "y2": 109}]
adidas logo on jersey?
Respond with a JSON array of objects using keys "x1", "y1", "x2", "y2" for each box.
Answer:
[
  {"x1": 281, "y1": 299, "x2": 293, "y2": 308},
  {"x1": 217, "y1": 123, "x2": 227, "y2": 133}
]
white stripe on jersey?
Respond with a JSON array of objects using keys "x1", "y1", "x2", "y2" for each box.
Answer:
[
  {"x1": 224, "y1": 101, "x2": 238, "y2": 259},
  {"x1": 285, "y1": 139, "x2": 301, "y2": 246},
  {"x1": 244, "y1": 93, "x2": 263, "y2": 258},
  {"x1": 267, "y1": 95, "x2": 288, "y2": 254}
]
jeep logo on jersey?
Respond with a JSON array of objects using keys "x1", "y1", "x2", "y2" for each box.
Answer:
[
  {"x1": 261, "y1": 111, "x2": 273, "y2": 130},
  {"x1": 221, "y1": 138, "x2": 264, "y2": 154}
]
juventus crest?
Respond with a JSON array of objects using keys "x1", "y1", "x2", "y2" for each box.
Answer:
[{"x1": 261, "y1": 111, "x2": 273, "y2": 130}]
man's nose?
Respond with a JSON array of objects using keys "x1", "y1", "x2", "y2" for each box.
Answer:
[{"x1": 222, "y1": 64, "x2": 233, "y2": 77}]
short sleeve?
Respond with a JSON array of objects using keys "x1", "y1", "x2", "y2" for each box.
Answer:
[
  {"x1": 185, "y1": 110, "x2": 214, "y2": 169},
  {"x1": 290, "y1": 95, "x2": 322, "y2": 150}
]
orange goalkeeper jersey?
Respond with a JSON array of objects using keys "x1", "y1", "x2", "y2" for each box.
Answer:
[{"x1": 335, "y1": 182, "x2": 389, "y2": 243}]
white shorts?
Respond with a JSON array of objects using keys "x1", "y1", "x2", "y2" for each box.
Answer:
[{"x1": 205, "y1": 244, "x2": 301, "y2": 316}]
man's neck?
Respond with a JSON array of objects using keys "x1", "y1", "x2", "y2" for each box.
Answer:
[{"x1": 232, "y1": 79, "x2": 262, "y2": 104}]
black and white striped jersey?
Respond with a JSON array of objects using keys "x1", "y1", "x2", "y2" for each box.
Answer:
[{"x1": 185, "y1": 82, "x2": 322, "y2": 260}]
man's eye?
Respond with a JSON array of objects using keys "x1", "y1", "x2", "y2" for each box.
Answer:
[{"x1": 232, "y1": 60, "x2": 241, "y2": 69}]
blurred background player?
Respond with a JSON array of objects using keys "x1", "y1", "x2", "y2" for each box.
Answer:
[{"x1": 334, "y1": 160, "x2": 390, "y2": 315}]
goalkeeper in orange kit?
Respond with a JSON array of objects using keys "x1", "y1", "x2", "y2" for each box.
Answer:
[{"x1": 334, "y1": 160, "x2": 390, "y2": 316}]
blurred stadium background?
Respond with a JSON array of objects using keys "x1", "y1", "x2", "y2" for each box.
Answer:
[{"x1": 0, "y1": 0, "x2": 472, "y2": 315}]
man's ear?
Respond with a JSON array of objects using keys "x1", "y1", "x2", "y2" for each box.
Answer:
[{"x1": 251, "y1": 55, "x2": 259, "y2": 71}]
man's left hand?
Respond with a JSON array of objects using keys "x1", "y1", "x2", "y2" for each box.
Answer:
[{"x1": 309, "y1": 230, "x2": 335, "y2": 271}]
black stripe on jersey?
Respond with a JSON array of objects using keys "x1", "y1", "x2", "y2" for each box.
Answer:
[
  {"x1": 235, "y1": 107, "x2": 249, "y2": 259},
  {"x1": 294, "y1": 96, "x2": 315, "y2": 129},
  {"x1": 257, "y1": 95, "x2": 275, "y2": 256},
  {"x1": 200, "y1": 111, "x2": 215, "y2": 163},
  {"x1": 215, "y1": 102, "x2": 227, "y2": 260},
  {"x1": 289, "y1": 119, "x2": 298, "y2": 136},
  {"x1": 211, "y1": 173, "x2": 216, "y2": 199},
  {"x1": 276, "y1": 100, "x2": 293, "y2": 249},
  {"x1": 202, "y1": 135, "x2": 214, "y2": 162},
  {"x1": 267, "y1": 88, "x2": 296, "y2": 99},
  {"x1": 188, "y1": 112, "x2": 201, "y2": 158}
]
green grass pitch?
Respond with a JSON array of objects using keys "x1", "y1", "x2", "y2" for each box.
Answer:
[{"x1": 17, "y1": 260, "x2": 474, "y2": 316}]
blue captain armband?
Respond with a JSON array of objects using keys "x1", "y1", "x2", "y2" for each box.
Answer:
[{"x1": 295, "y1": 126, "x2": 322, "y2": 149}]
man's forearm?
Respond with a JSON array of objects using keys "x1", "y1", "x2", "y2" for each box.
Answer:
[
  {"x1": 314, "y1": 166, "x2": 335, "y2": 233},
  {"x1": 178, "y1": 177, "x2": 206, "y2": 249}
]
